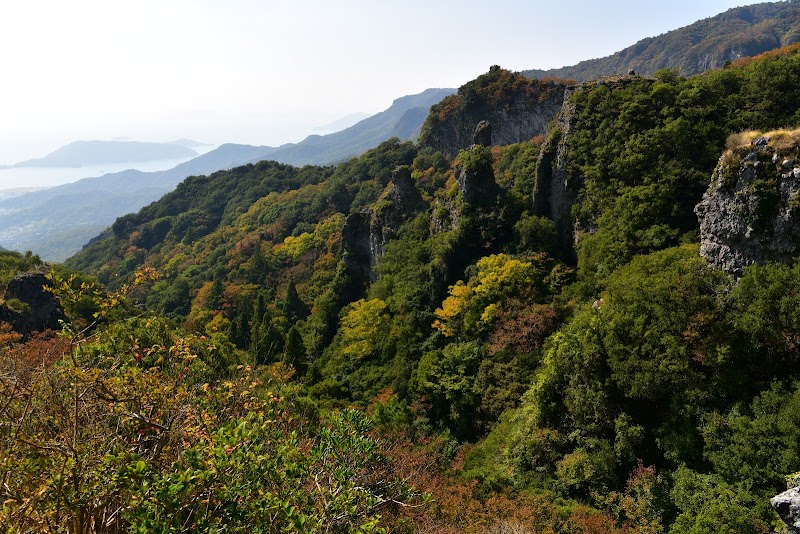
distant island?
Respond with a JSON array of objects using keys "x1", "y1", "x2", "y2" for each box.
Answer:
[{"x1": 14, "y1": 140, "x2": 200, "y2": 168}]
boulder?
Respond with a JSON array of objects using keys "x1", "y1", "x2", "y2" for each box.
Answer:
[{"x1": 772, "y1": 487, "x2": 800, "y2": 533}]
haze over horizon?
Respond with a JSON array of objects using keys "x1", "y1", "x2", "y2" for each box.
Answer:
[{"x1": 1, "y1": 0, "x2": 773, "y2": 167}]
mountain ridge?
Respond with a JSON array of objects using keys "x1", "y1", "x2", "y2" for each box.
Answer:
[
  {"x1": 14, "y1": 140, "x2": 198, "y2": 168},
  {"x1": 0, "y1": 88, "x2": 454, "y2": 261},
  {"x1": 522, "y1": 1, "x2": 800, "y2": 81},
  {"x1": 258, "y1": 88, "x2": 455, "y2": 166},
  {"x1": 9, "y1": 17, "x2": 800, "y2": 534}
]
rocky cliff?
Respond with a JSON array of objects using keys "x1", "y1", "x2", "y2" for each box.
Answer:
[
  {"x1": 773, "y1": 485, "x2": 800, "y2": 533},
  {"x1": 418, "y1": 66, "x2": 566, "y2": 160},
  {"x1": 431, "y1": 124, "x2": 499, "y2": 234},
  {"x1": 696, "y1": 131, "x2": 800, "y2": 276},
  {"x1": 342, "y1": 166, "x2": 426, "y2": 289},
  {"x1": 530, "y1": 85, "x2": 580, "y2": 259}
]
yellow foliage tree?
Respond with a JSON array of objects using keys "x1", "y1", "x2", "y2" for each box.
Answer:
[
  {"x1": 340, "y1": 298, "x2": 389, "y2": 361},
  {"x1": 433, "y1": 254, "x2": 547, "y2": 337}
]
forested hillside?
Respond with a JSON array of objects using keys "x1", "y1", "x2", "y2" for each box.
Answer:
[
  {"x1": 0, "y1": 88, "x2": 453, "y2": 263},
  {"x1": 5, "y1": 43, "x2": 800, "y2": 532},
  {"x1": 523, "y1": 1, "x2": 800, "y2": 81}
]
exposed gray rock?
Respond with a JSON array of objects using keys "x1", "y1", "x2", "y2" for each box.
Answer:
[
  {"x1": 430, "y1": 200, "x2": 461, "y2": 234},
  {"x1": 418, "y1": 69, "x2": 566, "y2": 159},
  {"x1": 531, "y1": 85, "x2": 581, "y2": 260},
  {"x1": 695, "y1": 137, "x2": 800, "y2": 276},
  {"x1": 341, "y1": 212, "x2": 372, "y2": 283},
  {"x1": 342, "y1": 166, "x2": 425, "y2": 287},
  {"x1": 368, "y1": 166, "x2": 426, "y2": 264},
  {"x1": 456, "y1": 156, "x2": 497, "y2": 207},
  {"x1": 532, "y1": 77, "x2": 665, "y2": 261},
  {"x1": 472, "y1": 120, "x2": 492, "y2": 147},
  {"x1": 431, "y1": 145, "x2": 498, "y2": 234},
  {"x1": 772, "y1": 487, "x2": 800, "y2": 533}
]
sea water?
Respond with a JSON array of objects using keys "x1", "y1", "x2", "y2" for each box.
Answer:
[{"x1": 0, "y1": 156, "x2": 199, "y2": 191}]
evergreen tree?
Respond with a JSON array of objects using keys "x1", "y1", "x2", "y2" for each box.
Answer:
[
  {"x1": 251, "y1": 290, "x2": 266, "y2": 330},
  {"x1": 206, "y1": 277, "x2": 224, "y2": 311},
  {"x1": 282, "y1": 280, "x2": 310, "y2": 324},
  {"x1": 253, "y1": 314, "x2": 284, "y2": 365},
  {"x1": 283, "y1": 325, "x2": 307, "y2": 372},
  {"x1": 230, "y1": 299, "x2": 251, "y2": 349}
]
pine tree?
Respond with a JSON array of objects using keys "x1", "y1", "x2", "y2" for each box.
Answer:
[
  {"x1": 253, "y1": 314, "x2": 284, "y2": 365},
  {"x1": 230, "y1": 300, "x2": 251, "y2": 349},
  {"x1": 283, "y1": 325, "x2": 307, "y2": 372},
  {"x1": 283, "y1": 280, "x2": 310, "y2": 324},
  {"x1": 206, "y1": 277, "x2": 224, "y2": 311}
]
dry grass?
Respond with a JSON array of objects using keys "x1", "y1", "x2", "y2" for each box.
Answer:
[
  {"x1": 763, "y1": 128, "x2": 800, "y2": 151},
  {"x1": 726, "y1": 127, "x2": 800, "y2": 152},
  {"x1": 725, "y1": 130, "x2": 762, "y2": 150}
]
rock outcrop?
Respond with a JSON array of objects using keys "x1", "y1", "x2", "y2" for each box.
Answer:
[
  {"x1": 431, "y1": 128, "x2": 499, "y2": 234},
  {"x1": 472, "y1": 120, "x2": 492, "y2": 148},
  {"x1": 696, "y1": 134, "x2": 800, "y2": 276},
  {"x1": 418, "y1": 67, "x2": 566, "y2": 159},
  {"x1": 772, "y1": 484, "x2": 800, "y2": 533},
  {"x1": 531, "y1": 85, "x2": 581, "y2": 260},
  {"x1": 342, "y1": 166, "x2": 426, "y2": 288},
  {"x1": 0, "y1": 270, "x2": 66, "y2": 336}
]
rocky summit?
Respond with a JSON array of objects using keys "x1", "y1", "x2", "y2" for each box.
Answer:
[
  {"x1": 418, "y1": 66, "x2": 566, "y2": 159},
  {"x1": 696, "y1": 131, "x2": 800, "y2": 276}
]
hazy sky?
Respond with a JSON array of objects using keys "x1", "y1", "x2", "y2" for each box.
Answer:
[{"x1": 0, "y1": 0, "x2": 771, "y2": 164}]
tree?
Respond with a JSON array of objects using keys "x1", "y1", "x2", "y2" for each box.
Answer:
[
  {"x1": 282, "y1": 325, "x2": 307, "y2": 372},
  {"x1": 206, "y1": 277, "x2": 224, "y2": 311},
  {"x1": 338, "y1": 299, "x2": 390, "y2": 362},
  {"x1": 282, "y1": 280, "x2": 310, "y2": 324}
]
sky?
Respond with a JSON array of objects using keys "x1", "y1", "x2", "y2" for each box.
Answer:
[{"x1": 0, "y1": 0, "x2": 773, "y2": 164}]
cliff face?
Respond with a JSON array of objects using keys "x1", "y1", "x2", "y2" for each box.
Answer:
[
  {"x1": 696, "y1": 133, "x2": 800, "y2": 276},
  {"x1": 342, "y1": 166, "x2": 426, "y2": 288},
  {"x1": 418, "y1": 66, "x2": 566, "y2": 159},
  {"x1": 530, "y1": 85, "x2": 580, "y2": 259},
  {"x1": 431, "y1": 124, "x2": 499, "y2": 234}
]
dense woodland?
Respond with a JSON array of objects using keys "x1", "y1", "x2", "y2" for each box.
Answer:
[
  {"x1": 2, "y1": 42, "x2": 800, "y2": 533},
  {"x1": 522, "y1": 1, "x2": 800, "y2": 81}
]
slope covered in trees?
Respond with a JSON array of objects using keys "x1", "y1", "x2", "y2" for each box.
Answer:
[
  {"x1": 0, "y1": 89, "x2": 453, "y2": 263},
  {"x1": 523, "y1": 1, "x2": 800, "y2": 81},
  {"x1": 10, "y1": 45, "x2": 800, "y2": 532}
]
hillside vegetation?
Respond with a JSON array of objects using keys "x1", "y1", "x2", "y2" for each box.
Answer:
[
  {"x1": 0, "y1": 89, "x2": 453, "y2": 262},
  {"x1": 1, "y1": 36, "x2": 800, "y2": 533},
  {"x1": 51, "y1": 46, "x2": 800, "y2": 531},
  {"x1": 523, "y1": 1, "x2": 800, "y2": 81}
]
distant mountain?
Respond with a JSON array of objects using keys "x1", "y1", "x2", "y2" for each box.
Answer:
[
  {"x1": 0, "y1": 87, "x2": 453, "y2": 261},
  {"x1": 0, "y1": 143, "x2": 278, "y2": 261},
  {"x1": 523, "y1": 1, "x2": 800, "y2": 81},
  {"x1": 312, "y1": 113, "x2": 373, "y2": 135},
  {"x1": 168, "y1": 139, "x2": 210, "y2": 149},
  {"x1": 0, "y1": 187, "x2": 49, "y2": 202},
  {"x1": 15, "y1": 140, "x2": 198, "y2": 168},
  {"x1": 263, "y1": 88, "x2": 455, "y2": 166}
]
